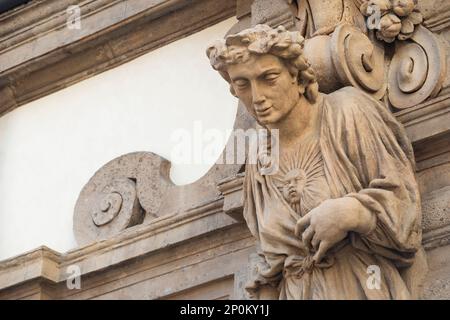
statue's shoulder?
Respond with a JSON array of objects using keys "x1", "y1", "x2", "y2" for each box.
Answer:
[
  {"x1": 322, "y1": 86, "x2": 388, "y2": 122},
  {"x1": 322, "y1": 87, "x2": 415, "y2": 169},
  {"x1": 325, "y1": 86, "x2": 375, "y2": 111}
]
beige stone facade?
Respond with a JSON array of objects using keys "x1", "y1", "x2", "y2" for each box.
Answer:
[{"x1": 0, "y1": 0, "x2": 449, "y2": 299}]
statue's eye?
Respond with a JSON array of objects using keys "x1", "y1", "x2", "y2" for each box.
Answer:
[
  {"x1": 265, "y1": 73, "x2": 279, "y2": 81},
  {"x1": 234, "y1": 79, "x2": 249, "y2": 89}
]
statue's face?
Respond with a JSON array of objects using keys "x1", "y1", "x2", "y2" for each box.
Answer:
[
  {"x1": 282, "y1": 168, "x2": 307, "y2": 205},
  {"x1": 227, "y1": 54, "x2": 300, "y2": 127}
]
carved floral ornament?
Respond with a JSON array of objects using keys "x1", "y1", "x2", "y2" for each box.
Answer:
[{"x1": 360, "y1": 0, "x2": 423, "y2": 43}]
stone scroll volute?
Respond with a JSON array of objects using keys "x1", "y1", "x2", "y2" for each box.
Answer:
[
  {"x1": 388, "y1": 25, "x2": 446, "y2": 109},
  {"x1": 73, "y1": 152, "x2": 174, "y2": 246}
]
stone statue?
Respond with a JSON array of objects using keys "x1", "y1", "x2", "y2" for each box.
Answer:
[{"x1": 207, "y1": 24, "x2": 426, "y2": 299}]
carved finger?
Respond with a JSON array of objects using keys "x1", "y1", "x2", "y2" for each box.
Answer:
[
  {"x1": 302, "y1": 226, "x2": 315, "y2": 249},
  {"x1": 295, "y1": 214, "x2": 311, "y2": 237},
  {"x1": 311, "y1": 235, "x2": 320, "y2": 251},
  {"x1": 313, "y1": 241, "x2": 331, "y2": 263}
]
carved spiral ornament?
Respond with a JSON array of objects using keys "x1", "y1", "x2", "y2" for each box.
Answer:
[
  {"x1": 92, "y1": 192, "x2": 122, "y2": 226},
  {"x1": 331, "y1": 24, "x2": 386, "y2": 99},
  {"x1": 90, "y1": 178, "x2": 140, "y2": 228},
  {"x1": 74, "y1": 152, "x2": 173, "y2": 246},
  {"x1": 388, "y1": 25, "x2": 446, "y2": 109}
]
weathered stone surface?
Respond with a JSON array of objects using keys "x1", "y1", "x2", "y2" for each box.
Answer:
[
  {"x1": 251, "y1": 0, "x2": 297, "y2": 30},
  {"x1": 217, "y1": 173, "x2": 245, "y2": 221},
  {"x1": 74, "y1": 152, "x2": 172, "y2": 246},
  {"x1": 0, "y1": 0, "x2": 450, "y2": 301},
  {"x1": 0, "y1": 219, "x2": 253, "y2": 300},
  {"x1": 422, "y1": 187, "x2": 450, "y2": 233},
  {"x1": 422, "y1": 244, "x2": 450, "y2": 299}
]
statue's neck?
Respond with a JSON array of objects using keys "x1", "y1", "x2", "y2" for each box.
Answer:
[{"x1": 267, "y1": 97, "x2": 320, "y2": 151}]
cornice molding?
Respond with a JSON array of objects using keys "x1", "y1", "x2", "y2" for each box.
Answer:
[
  {"x1": 423, "y1": 9, "x2": 450, "y2": 32},
  {"x1": 396, "y1": 93, "x2": 450, "y2": 144},
  {"x1": 423, "y1": 224, "x2": 450, "y2": 250},
  {"x1": 0, "y1": 0, "x2": 236, "y2": 116},
  {"x1": 0, "y1": 197, "x2": 243, "y2": 292}
]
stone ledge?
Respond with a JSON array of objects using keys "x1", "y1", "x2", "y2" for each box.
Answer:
[
  {"x1": 396, "y1": 93, "x2": 450, "y2": 145},
  {"x1": 0, "y1": 198, "x2": 242, "y2": 292},
  {"x1": 423, "y1": 224, "x2": 450, "y2": 250},
  {"x1": 67, "y1": 231, "x2": 254, "y2": 300},
  {"x1": 217, "y1": 173, "x2": 246, "y2": 222},
  {"x1": 0, "y1": 246, "x2": 61, "y2": 289},
  {"x1": 422, "y1": 2, "x2": 450, "y2": 32}
]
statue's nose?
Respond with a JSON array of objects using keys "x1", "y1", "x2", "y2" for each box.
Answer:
[
  {"x1": 253, "y1": 99, "x2": 266, "y2": 110},
  {"x1": 252, "y1": 83, "x2": 266, "y2": 106}
]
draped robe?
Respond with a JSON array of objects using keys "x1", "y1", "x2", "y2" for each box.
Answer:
[{"x1": 244, "y1": 87, "x2": 426, "y2": 300}]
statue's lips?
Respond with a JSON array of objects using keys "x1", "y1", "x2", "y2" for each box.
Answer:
[{"x1": 255, "y1": 106, "x2": 272, "y2": 116}]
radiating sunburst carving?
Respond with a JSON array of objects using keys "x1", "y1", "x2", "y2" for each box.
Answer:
[{"x1": 272, "y1": 139, "x2": 330, "y2": 216}]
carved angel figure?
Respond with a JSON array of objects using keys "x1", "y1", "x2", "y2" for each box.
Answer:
[{"x1": 207, "y1": 24, "x2": 426, "y2": 300}]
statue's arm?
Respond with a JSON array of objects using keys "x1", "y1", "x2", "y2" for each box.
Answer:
[
  {"x1": 296, "y1": 88, "x2": 421, "y2": 265},
  {"x1": 336, "y1": 89, "x2": 422, "y2": 262}
]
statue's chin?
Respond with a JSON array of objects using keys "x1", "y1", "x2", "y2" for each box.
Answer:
[
  {"x1": 288, "y1": 195, "x2": 300, "y2": 204},
  {"x1": 256, "y1": 115, "x2": 272, "y2": 125},
  {"x1": 257, "y1": 114, "x2": 280, "y2": 127}
]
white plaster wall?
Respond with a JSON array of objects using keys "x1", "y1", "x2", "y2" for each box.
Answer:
[{"x1": 0, "y1": 18, "x2": 238, "y2": 260}]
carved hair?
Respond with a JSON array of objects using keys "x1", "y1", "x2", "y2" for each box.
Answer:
[{"x1": 207, "y1": 24, "x2": 319, "y2": 104}]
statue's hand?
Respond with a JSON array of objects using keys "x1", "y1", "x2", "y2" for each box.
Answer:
[{"x1": 294, "y1": 197, "x2": 376, "y2": 263}]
